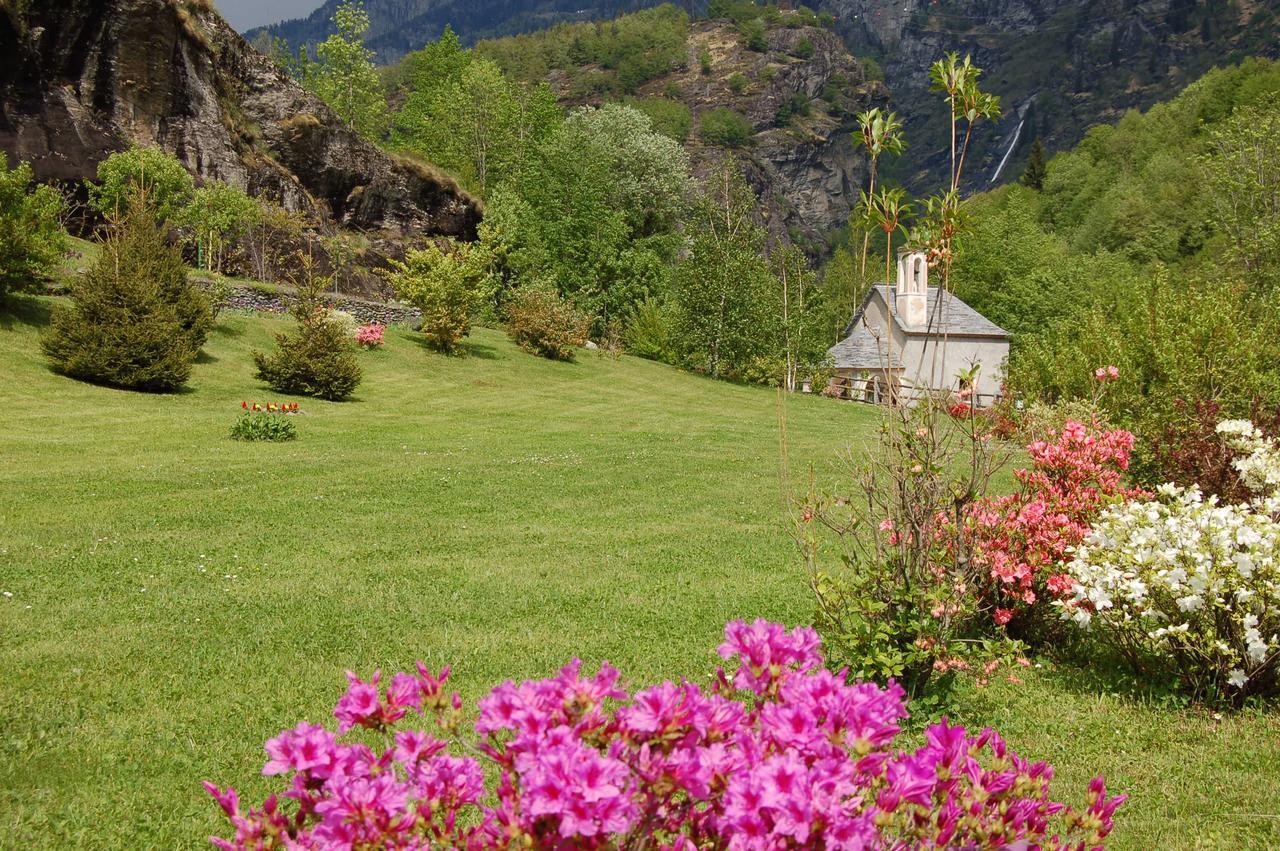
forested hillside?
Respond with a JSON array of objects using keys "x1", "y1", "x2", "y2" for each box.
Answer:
[
  {"x1": 827, "y1": 0, "x2": 1280, "y2": 191},
  {"x1": 955, "y1": 58, "x2": 1280, "y2": 481},
  {"x1": 246, "y1": 0, "x2": 674, "y2": 62},
  {"x1": 454, "y1": 3, "x2": 881, "y2": 254}
]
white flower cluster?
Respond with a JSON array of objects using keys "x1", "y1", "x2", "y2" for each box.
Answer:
[
  {"x1": 1216, "y1": 419, "x2": 1280, "y2": 512},
  {"x1": 1060, "y1": 483, "x2": 1280, "y2": 693}
]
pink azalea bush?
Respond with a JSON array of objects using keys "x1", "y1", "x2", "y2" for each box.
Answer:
[
  {"x1": 958, "y1": 419, "x2": 1145, "y2": 627},
  {"x1": 205, "y1": 620, "x2": 1124, "y2": 849},
  {"x1": 355, "y1": 324, "x2": 386, "y2": 349}
]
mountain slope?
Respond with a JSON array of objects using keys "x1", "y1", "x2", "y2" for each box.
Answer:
[
  {"x1": 0, "y1": 0, "x2": 480, "y2": 236},
  {"x1": 823, "y1": 0, "x2": 1280, "y2": 191},
  {"x1": 246, "y1": 0, "x2": 669, "y2": 63}
]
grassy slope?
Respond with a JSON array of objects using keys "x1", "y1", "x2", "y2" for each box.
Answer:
[{"x1": 0, "y1": 301, "x2": 1277, "y2": 848}]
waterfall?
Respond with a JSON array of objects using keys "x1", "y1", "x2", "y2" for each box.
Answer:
[{"x1": 989, "y1": 117, "x2": 1026, "y2": 185}]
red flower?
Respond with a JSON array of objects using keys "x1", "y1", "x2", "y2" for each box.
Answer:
[{"x1": 242, "y1": 401, "x2": 248, "y2": 409}]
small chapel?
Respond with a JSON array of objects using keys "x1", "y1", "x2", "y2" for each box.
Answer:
[{"x1": 827, "y1": 249, "x2": 1010, "y2": 405}]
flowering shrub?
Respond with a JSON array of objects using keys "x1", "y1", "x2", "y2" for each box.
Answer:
[
  {"x1": 1140, "y1": 399, "x2": 1280, "y2": 500},
  {"x1": 325, "y1": 309, "x2": 360, "y2": 340},
  {"x1": 1059, "y1": 484, "x2": 1280, "y2": 701},
  {"x1": 205, "y1": 620, "x2": 1125, "y2": 849},
  {"x1": 960, "y1": 420, "x2": 1144, "y2": 628},
  {"x1": 354, "y1": 323, "x2": 385, "y2": 349},
  {"x1": 231, "y1": 401, "x2": 300, "y2": 442}
]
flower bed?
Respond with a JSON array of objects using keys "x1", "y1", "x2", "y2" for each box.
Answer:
[
  {"x1": 230, "y1": 401, "x2": 300, "y2": 442},
  {"x1": 205, "y1": 620, "x2": 1125, "y2": 849}
]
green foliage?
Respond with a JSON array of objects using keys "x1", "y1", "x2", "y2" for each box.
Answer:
[
  {"x1": 792, "y1": 37, "x2": 814, "y2": 60},
  {"x1": 490, "y1": 104, "x2": 691, "y2": 323},
  {"x1": 1009, "y1": 270, "x2": 1280, "y2": 483},
  {"x1": 475, "y1": 5, "x2": 689, "y2": 98},
  {"x1": 773, "y1": 91, "x2": 810, "y2": 127},
  {"x1": 88, "y1": 147, "x2": 193, "y2": 223},
  {"x1": 1019, "y1": 138, "x2": 1047, "y2": 190},
  {"x1": 739, "y1": 18, "x2": 767, "y2": 52},
  {"x1": 952, "y1": 184, "x2": 1139, "y2": 338},
  {"x1": 42, "y1": 200, "x2": 211, "y2": 392},
  {"x1": 253, "y1": 254, "x2": 362, "y2": 401},
  {"x1": 392, "y1": 46, "x2": 561, "y2": 197},
  {"x1": 0, "y1": 158, "x2": 66, "y2": 303},
  {"x1": 229, "y1": 411, "x2": 298, "y2": 442},
  {"x1": 671, "y1": 162, "x2": 773, "y2": 379},
  {"x1": 178, "y1": 182, "x2": 260, "y2": 274},
  {"x1": 385, "y1": 241, "x2": 489, "y2": 353},
  {"x1": 699, "y1": 45, "x2": 713, "y2": 75},
  {"x1": 504, "y1": 286, "x2": 589, "y2": 361},
  {"x1": 699, "y1": 107, "x2": 754, "y2": 148},
  {"x1": 623, "y1": 296, "x2": 677, "y2": 362},
  {"x1": 1199, "y1": 95, "x2": 1280, "y2": 288},
  {"x1": 727, "y1": 73, "x2": 748, "y2": 95},
  {"x1": 956, "y1": 60, "x2": 1280, "y2": 484},
  {"x1": 625, "y1": 97, "x2": 693, "y2": 143},
  {"x1": 305, "y1": 1, "x2": 388, "y2": 139}
]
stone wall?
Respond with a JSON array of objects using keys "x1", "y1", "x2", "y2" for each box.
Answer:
[{"x1": 204, "y1": 281, "x2": 421, "y2": 327}]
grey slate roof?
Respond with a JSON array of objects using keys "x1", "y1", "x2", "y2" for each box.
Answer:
[
  {"x1": 828, "y1": 324, "x2": 902, "y2": 370},
  {"x1": 830, "y1": 286, "x2": 1009, "y2": 370}
]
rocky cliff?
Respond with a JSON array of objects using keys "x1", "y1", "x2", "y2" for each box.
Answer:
[
  {"x1": 590, "y1": 20, "x2": 884, "y2": 255},
  {"x1": 820, "y1": 0, "x2": 1280, "y2": 192},
  {"x1": 0, "y1": 0, "x2": 480, "y2": 237}
]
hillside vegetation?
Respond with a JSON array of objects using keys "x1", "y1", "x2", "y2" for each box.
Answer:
[{"x1": 956, "y1": 58, "x2": 1280, "y2": 482}]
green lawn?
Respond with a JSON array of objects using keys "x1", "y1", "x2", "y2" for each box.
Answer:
[{"x1": 1, "y1": 300, "x2": 1277, "y2": 848}]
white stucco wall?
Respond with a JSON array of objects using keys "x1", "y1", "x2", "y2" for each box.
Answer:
[{"x1": 898, "y1": 336, "x2": 1008, "y2": 401}]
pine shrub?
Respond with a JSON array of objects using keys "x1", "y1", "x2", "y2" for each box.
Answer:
[
  {"x1": 253, "y1": 254, "x2": 362, "y2": 400},
  {"x1": 41, "y1": 199, "x2": 211, "y2": 392},
  {"x1": 504, "y1": 287, "x2": 589, "y2": 361}
]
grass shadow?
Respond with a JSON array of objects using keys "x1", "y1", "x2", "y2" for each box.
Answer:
[{"x1": 0, "y1": 297, "x2": 53, "y2": 331}]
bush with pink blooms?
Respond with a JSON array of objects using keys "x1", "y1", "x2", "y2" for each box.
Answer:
[
  {"x1": 355, "y1": 324, "x2": 385, "y2": 349},
  {"x1": 205, "y1": 620, "x2": 1125, "y2": 850},
  {"x1": 958, "y1": 419, "x2": 1146, "y2": 632}
]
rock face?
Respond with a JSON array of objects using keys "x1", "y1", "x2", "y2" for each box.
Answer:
[
  {"x1": 0, "y1": 0, "x2": 481, "y2": 237},
  {"x1": 819, "y1": 0, "x2": 1280, "y2": 192},
  {"x1": 617, "y1": 20, "x2": 885, "y2": 256}
]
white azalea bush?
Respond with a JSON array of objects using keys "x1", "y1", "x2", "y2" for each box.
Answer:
[{"x1": 1058, "y1": 420, "x2": 1280, "y2": 702}]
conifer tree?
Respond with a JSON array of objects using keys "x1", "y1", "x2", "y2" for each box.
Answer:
[
  {"x1": 1020, "y1": 138, "x2": 1048, "y2": 191},
  {"x1": 42, "y1": 196, "x2": 212, "y2": 392},
  {"x1": 253, "y1": 252, "x2": 362, "y2": 400}
]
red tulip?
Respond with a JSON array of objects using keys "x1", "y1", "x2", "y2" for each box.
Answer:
[{"x1": 242, "y1": 401, "x2": 248, "y2": 409}]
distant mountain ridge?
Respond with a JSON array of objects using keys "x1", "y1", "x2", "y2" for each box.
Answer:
[
  {"x1": 246, "y1": 0, "x2": 671, "y2": 62},
  {"x1": 824, "y1": 0, "x2": 1280, "y2": 191},
  {"x1": 253, "y1": 0, "x2": 1280, "y2": 193}
]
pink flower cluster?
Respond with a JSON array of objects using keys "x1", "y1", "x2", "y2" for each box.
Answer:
[
  {"x1": 961, "y1": 420, "x2": 1145, "y2": 621},
  {"x1": 1093, "y1": 365, "x2": 1120, "y2": 383},
  {"x1": 355, "y1": 324, "x2": 385, "y2": 349},
  {"x1": 205, "y1": 620, "x2": 1124, "y2": 849}
]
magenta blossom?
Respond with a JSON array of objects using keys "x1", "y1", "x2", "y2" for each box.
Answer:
[{"x1": 207, "y1": 620, "x2": 1126, "y2": 849}]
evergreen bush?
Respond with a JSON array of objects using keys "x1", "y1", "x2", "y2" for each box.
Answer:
[
  {"x1": 41, "y1": 199, "x2": 211, "y2": 392},
  {"x1": 253, "y1": 254, "x2": 362, "y2": 400}
]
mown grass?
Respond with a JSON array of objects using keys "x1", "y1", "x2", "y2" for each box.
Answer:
[{"x1": 1, "y1": 299, "x2": 1277, "y2": 848}]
